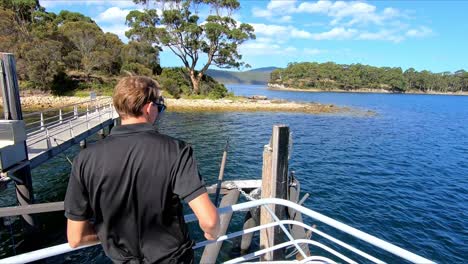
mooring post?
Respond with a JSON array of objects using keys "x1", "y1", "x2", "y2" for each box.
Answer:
[
  {"x1": 98, "y1": 129, "x2": 105, "y2": 139},
  {"x1": 80, "y1": 139, "x2": 87, "y2": 149},
  {"x1": 260, "y1": 125, "x2": 289, "y2": 261},
  {"x1": 0, "y1": 53, "x2": 36, "y2": 227}
]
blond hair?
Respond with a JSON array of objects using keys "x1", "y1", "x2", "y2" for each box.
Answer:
[{"x1": 113, "y1": 76, "x2": 161, "y2": 118}]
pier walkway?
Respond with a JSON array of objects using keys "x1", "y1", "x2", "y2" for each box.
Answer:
[{"x1": 23, "y1": 97, "x2": 117, "y2": 169}]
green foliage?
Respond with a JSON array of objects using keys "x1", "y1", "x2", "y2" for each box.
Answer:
[
  {"x1": 121, "y1": 63, "x2": 153, "y2": 76},
  {"x1": 50, "y1": 71, "x2": 78, "y2": 95},
  {"x1": 271, "y1": 62, "x2": 468, "y2": 93},
  {"x1": 126, "y1": 0, "x2": 255, "y2": 94},
  {"x1": 0, "y1": 2, "x2": 231, "y2": 98},
  {"x1": 159, "y1": 67, "x2": 228, "y2": 98},
  {"x1": 23, "y1": 39, "x2": 62, "y2": 90}
]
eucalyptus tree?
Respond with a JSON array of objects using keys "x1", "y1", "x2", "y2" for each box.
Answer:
[{"x1": 126, "y1": 0, "x2": 255, "y2": 94}]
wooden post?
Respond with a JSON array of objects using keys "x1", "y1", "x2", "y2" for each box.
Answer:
[
  {"x1": 0, "y1": 53, "x2": 36, "y2": 227},
  {"x1": 200, "y1": 190, "x2": 240, "y2": 263},
  {"x1": 260, "y1": 125, "x2": 289, "y2": 261},
  {"x1": 80, "y1": 139, "x2": 87, "y2": 149}
]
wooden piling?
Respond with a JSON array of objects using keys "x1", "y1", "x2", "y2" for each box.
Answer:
[
  {"x1": 201, "y1": 190, "x2": 240, "y2": 263},
  {"x1": 260, "y1": 125, "x2": 290, "y2": 261}
]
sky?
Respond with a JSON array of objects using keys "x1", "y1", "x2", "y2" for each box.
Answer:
[{"x1": 40, "y1": 0, "x2": 468, "y2": 73}]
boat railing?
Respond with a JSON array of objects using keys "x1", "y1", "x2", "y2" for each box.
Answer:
[{"x1": 0, "y1": 198, "x2": 435, "y2": 264}]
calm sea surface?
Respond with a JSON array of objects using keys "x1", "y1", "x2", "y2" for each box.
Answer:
[{"x1": 0, "y1": 84, "x2": 467, "y2": 263}]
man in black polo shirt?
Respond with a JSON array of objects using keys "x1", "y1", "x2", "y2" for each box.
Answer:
[{"x1": 64, "y1": 76, "x2": 219, "y2": 263}]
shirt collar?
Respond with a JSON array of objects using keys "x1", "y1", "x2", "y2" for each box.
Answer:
[{"x1": 110, "y1": 123, "x2": 157, "y2": 135}]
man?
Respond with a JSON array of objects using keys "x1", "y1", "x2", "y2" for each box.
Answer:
[{"x1": 64, "y1": 76, "x2": 219, "y2": 263}]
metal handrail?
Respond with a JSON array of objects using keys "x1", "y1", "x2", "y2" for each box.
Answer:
[
  {"x1": 26, "y1": 108, "x2": 113, "y2": 147},
  {"x1": 22, "y1": 97, "x2": 112, "y2": 118},
  {"x1": 0, "y1": 198, "x2": 435, "y2": 264},
  {"x1": 26, "y1": 104, "x2": 110, "y2": 135}
]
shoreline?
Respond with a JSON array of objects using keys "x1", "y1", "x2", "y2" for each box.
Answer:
[
  {"x1": 267, "y1": 83, "x2": 468, "y2": 96},
  {"x1": 11, "y1": 95, "x2": 374, "y2": 116}
]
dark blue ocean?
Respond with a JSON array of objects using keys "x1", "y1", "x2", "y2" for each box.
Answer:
[{"x1": 0, "y1": 84, "x2": 466, "y2": 263}]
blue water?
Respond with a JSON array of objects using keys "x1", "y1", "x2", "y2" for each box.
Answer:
[{"x1": 0, "y1": 84, "x2": 467, "y2": 263}]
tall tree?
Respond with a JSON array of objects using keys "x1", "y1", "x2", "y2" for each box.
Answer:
[
  {"x1": 59, "y1": 21, "x2": 104, "y2": 75},
  {"x1": 126, "y1": 0, "x2": 255, "y2": 94}
]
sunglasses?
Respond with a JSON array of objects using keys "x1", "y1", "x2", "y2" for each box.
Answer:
[{"x1": 151, "y1": 97, "x2": 166, "y2": 113}]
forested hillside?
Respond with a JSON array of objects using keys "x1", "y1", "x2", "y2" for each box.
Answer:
[
  {"x1": 270, "y1": 62, "x2": 468, "y2": 93},
  {"x1": 206, "y1": 67, "x2": 277, "y2": 84},
  {"x1": 0, "y1": 0, "x2": 227, "y2": 98}
]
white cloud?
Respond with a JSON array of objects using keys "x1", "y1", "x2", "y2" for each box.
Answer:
[
  {"x1": 358, "y1": 30, "x2": 404, "y2": 43},
  {"x1": 291, "y1": 28, "x2": 313, "y2": 38},
  {"x1": 257, "y1": 0, "x2": 401, "y2": 27},
  {"x1": 406, "y1": 26, "x2": 433, "y2": 37},
  {"x1": 252, "y1": 0, "x2": 296, "y2": 22},
  {"x1": 41, "y1": 0, "x2": 137, "y2": 9},
  {"x1": 297, "y1": 0, "x2": 331, "y2": 13},
  {"x1": 266, "y1": 0, "x2": 297, "y2": 13},
  {"x1": 251, "y1": 23, "x2": 313, "y2": 39},
  {"x1": 278, "y1": 16, "x2": 292, "y2": 23},
  {"x1": 311, "y1": 27, "x2": 357, "y2": 40},
  {"x1": 95, "y1": 7, "x2": 131, "y2": 23},
  {"x1": 303, "y1": 48, "x2": 326, "y2": 55},
  {"x1": 251, "y1": 8, "x2": 272, "y2": 18},
  {"x1": 101, "y1": 24, "x2": 131, "y2": 42}
]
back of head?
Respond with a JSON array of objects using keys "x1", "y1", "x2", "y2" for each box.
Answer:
[{"x1": 113, "y1": 76, "x2": 161, "y2": 119}]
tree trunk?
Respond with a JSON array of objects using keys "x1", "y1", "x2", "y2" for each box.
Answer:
[{"x1": 189, "y1": 70, "x2": 200, "y2": 94}]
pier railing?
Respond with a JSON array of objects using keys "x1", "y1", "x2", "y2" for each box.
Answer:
[
  {"x1": 0, "y1": 198, "x2": 435, "y2": 264},
  {"x1": 24, "y1": 97, "x2": 113, "y2": 139}
]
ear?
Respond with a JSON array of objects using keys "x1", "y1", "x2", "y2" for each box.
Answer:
[{"x1": 144, "y1": 102, "x2": 152, "y2": 116}]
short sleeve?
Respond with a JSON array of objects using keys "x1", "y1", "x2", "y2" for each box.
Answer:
[
  {"x1": 171, "y1": 144, "x2": 207, "y2": 203},
  {"x1": 64, "y1": 154, "x2": 92, "y2": 221}
]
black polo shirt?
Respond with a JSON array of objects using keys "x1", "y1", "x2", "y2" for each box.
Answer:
[{"x1": 64, "y1": 123, "x2": 206, "y2": 263}]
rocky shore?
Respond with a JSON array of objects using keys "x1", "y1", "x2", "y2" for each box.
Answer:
[{"x1": 10, "y1": 95, "x2": 370, "y2": 115}]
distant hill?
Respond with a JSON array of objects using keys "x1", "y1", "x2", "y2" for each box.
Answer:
[{"x1": 206, "y1": 67, "x2": 279, "y2": 84}]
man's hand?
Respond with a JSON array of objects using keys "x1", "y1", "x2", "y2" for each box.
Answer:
[
  {"x1": 188, "y1": 192, "x2": 220, "y2": 240},
  {"x1": 67, "y1": 219, "x2": 99, "y2": 248}
]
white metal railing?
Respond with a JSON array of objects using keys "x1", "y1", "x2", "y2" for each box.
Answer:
[
  {"x1": 0, "y1": 198, "x2": 435, "y2": 264},
  {"x1": 24, "y1": 97, "x2": 115, "y2": 149},
  {"x1": 24, "y1": 97, "x2": 113, "y2": 134}
]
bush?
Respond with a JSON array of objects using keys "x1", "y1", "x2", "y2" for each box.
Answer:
[
  {"x1": 121, "y1": 63, "x2": 153, "y2": 76},
  {"x1": 51, "y1": 71, "x2": 78, "y2": 95}
]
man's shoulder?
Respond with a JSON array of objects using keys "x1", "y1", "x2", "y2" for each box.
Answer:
[{"x1": 80, "y1": 131, "x2": 190, "y2": 157}]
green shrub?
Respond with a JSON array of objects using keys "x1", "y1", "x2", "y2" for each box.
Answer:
[
  {"x1": 121, "y1": 63, "x2": 153, "y2": 76},
  {"x1": 51, "y1": 71, "x2": 78, "y2": 95}
]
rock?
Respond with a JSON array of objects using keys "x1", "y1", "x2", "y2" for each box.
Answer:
[{"x1": 249, "y1": 95, "x2": 268, "y2": 100}]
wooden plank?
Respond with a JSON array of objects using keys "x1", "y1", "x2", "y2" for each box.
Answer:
[
  {"x1": 288, "y1": 178, "x2": 311, "y2": 259},
  {"x1": 200, "y1": 190, "x2": 240, "y2": 263},
  {"x1": 260, "y1": 125, "x2": 289, "y2": 261}
]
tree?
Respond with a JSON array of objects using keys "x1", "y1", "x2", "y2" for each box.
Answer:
[
  {"x1": 59, "y1": 21, "x2": 104, "y2": 75},
  {"x1": 23, "y1": 39, "x2": 62, "y2": 90},
  {"x1": 126, "y1": 0, "x2": 255, "y2": 94},
  {"x1": 121, "y1": 41, "x2": 160, "y2": 74}
]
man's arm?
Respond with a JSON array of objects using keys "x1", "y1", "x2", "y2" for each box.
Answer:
[
  {"x1": 188, "y1": 193, "x2": 220, "y2": 240},
  {"x1": 67, "y1": 219, "x2": 99, "y2": 248}
]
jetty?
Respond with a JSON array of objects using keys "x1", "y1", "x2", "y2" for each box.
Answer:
[
  {"x1": 0, "y1": 53, "x2": 118, "y2": 226},
  {"x1": 0, "y1": 53, "x2": 434, "y2": 263}
]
